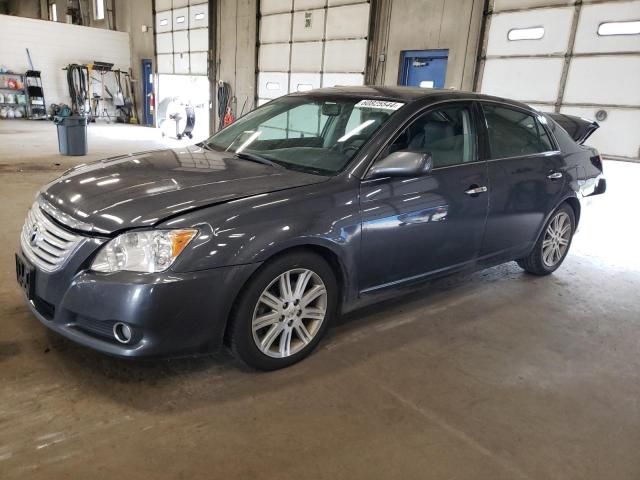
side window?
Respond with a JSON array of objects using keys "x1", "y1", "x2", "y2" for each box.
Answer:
[
  {"x1": 387, "y1": 104, "x2": 477, "y2": 168},
  {"x1": 482, "y1": 104, "x2": 553, "y2": 159}
]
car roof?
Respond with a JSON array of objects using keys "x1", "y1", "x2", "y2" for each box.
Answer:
[{"x1": 290, "y1": 86, "x2": 535, "y2": 111}]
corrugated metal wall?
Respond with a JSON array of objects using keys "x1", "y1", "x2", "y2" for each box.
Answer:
[{"x1": 477, "y1": 0, "x2": 640, "y2": 159}]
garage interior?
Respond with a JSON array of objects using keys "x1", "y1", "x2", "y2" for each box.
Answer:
[{"x1": 1, "y1": 0, "x2": 639, "y2": 478}]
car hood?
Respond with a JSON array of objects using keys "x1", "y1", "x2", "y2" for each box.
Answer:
[{"x1": 40, "y1": 145, "x2": 329, "y2": 234}]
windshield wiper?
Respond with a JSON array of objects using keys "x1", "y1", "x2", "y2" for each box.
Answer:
[
  {"x1": 199, "y1": 143, "x2": 279, "y2": 167},
  {"x1": 197, "y1": 141, "x2": 214, "y2": 151},
  {"x1": 234, "y1": 152, "x2": 279, "y2": 167}
]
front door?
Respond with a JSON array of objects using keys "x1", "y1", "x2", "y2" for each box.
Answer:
[{"x1": 359, "y1": 102, "x2": 489, "y2": 292}]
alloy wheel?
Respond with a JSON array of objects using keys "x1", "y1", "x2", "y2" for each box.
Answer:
[
  {"x1": 252, "y1": 268, "x2": 328, "y2": 358},
  {"x1": 542, "y1": 211, "x2": 572, "y2": 267}
]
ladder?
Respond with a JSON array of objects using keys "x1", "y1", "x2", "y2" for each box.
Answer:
[{"x1": 25, "y1": 71, "x2": 47, "y2": 120}]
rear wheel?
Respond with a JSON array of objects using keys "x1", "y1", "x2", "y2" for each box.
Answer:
[
  {"x1": 517, "y1": 203, "x2": 575, "y2": 275},
  {"x1": 228, "y1": 251, "x2": 337, "y2": 370}
]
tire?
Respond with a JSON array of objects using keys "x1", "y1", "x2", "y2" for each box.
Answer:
[
  {"x1": 228, "y1": 251, "x2": 338, "y2": 371},
  {"x1": 517, "y1": 203, "x2": 575, "y2": 276}
]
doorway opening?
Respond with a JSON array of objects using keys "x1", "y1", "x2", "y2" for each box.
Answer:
[{"x1": 156, "y1": 74, "x2": 210, "y2": 141}]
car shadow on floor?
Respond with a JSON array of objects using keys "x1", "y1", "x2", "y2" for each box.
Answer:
[{"x1": 44, "y1": 262, "x2": 537, "y2": 412}]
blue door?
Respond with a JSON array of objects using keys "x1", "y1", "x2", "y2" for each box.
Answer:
[
  {"x1": 142, "y1": 59, "x2": 153, "y2": 126},
  {"x1": 400, "y1": 49, "x2": 449, "y2": 88}
]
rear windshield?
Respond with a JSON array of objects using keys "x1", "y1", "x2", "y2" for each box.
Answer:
[{"x1": 205, "y1": 96, "x2": 404, "y2": 174}]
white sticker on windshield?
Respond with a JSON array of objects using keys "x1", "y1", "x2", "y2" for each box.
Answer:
[{"x1": 355, "y1": 100, "x2": 405, "y2": 111}]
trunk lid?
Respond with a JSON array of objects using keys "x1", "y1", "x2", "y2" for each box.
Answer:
[{"x1": 547, "y1": 113, "x2": 599, "y2": 144}]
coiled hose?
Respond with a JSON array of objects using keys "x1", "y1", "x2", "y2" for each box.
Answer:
[{"x1": 66, "y1": 64, "x2": 88, "y2": 115}]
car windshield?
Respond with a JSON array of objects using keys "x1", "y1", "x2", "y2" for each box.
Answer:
[{"x1": 204, "y1": 96, "x2": 404, "y2": 174}]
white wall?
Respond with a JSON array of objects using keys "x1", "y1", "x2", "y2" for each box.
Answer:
[{"x1": 0, "y1": 14, "x2": 130, "y2": 108}]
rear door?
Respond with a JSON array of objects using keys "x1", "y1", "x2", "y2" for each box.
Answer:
[
  {"x1": 478, "y1": 103, "x2": 566, "y2": 260},
  {"x1": 359, "y1": 101, "x2": 489, "y2": 292}
]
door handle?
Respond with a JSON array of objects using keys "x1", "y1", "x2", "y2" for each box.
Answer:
[
  {"x1": 464, "y1": 185, "x2": 488, "y2": 196},
  {"x1": 547, "y1": 172, "x2": 563, "y2": 180}
]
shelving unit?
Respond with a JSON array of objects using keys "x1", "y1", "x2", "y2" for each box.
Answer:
[{"x1": 0, "y1": 71, "x2": 47, "y2": 120}]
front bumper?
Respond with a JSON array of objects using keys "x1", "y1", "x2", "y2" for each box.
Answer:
[{"x1": 19, "y1": 245, "x2": 259, "y2": 358}]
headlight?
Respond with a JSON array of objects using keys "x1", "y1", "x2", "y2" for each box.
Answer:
[{"x1": 91, "y1": 229, "x2": 198, "y2": 273}]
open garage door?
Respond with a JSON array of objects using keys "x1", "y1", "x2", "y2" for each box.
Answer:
[
  {"x1": 257, "y1": 0, "x2": 371, "y2": 105},
  {"x1": 154, "y1": 0, "x2": 210, "y2": 138},
  {"x1": 477, "y1": 0, "x2": 640, "y2": 160}
]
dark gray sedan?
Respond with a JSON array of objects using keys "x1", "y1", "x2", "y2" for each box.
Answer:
[{"x1": 16, "y1": 87, "x2": 606, "y2": 370}]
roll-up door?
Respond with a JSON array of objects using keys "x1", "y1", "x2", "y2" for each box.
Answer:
[
  {"x1": 154, "y1": 1, "x2": 210, "y2": 138},
  {"x1": 478, "y1": 0, "x2": 640, "y2": 159},
  {"x1": 155, "y1": 0, "x2": 209, "y2": 75},
  {"x1": 258, "y1": 0, "x2": 371, "y2": 105}
]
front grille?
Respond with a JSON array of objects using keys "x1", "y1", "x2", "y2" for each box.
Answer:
[{"x1": 20, "y1": 203, "x2": 84, "y2": 272}]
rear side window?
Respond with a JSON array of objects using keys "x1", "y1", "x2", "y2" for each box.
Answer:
[{"x1": 482, "y1": 104, "x2": 554, "y2": 159}]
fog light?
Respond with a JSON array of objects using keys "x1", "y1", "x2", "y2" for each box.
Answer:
[{"x1": 113, "y1": 322, "x2": 133, "y2": 344}]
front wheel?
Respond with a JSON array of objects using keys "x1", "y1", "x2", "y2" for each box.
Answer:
[
  {"x1": 517, "y1": 203, "x2": 575, "y2": 275},
  {"x1": 228, "y1": 251, "x2": 337, "y2": 370}
]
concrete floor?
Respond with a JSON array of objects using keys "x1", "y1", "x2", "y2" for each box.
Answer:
[{"x1": 1, "y1": 120, "x2": 639, "y2": 479}]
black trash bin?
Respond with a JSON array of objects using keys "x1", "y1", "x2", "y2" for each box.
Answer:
[{"x1": 54, "y1": 116, "x2": 88, "y2": 156}]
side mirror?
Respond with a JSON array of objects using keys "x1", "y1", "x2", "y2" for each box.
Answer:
[{"x1": 367, "y1": 151, "x2": 433, "y2": 179}]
